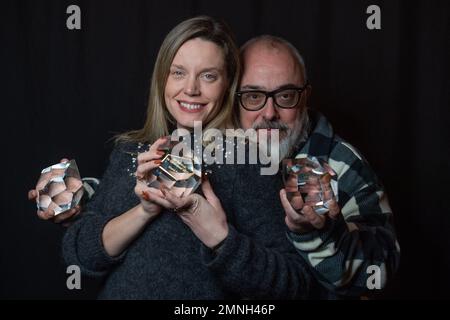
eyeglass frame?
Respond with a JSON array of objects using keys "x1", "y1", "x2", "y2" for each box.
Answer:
[{"x1": 236, "y1": 82, "x2": 309, "y2": 111}]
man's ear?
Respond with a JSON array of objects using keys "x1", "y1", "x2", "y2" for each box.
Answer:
[
  {"x1": 305, "y1": 84, "x2": 312, "y2": 101},
  {"x1": 300, "y1": 84, "x2": 312, "y2": 106}
]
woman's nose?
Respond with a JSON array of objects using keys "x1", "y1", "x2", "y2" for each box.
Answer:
[{"x1": 184, "y1": 76, "x2": 200, "y2": 96}]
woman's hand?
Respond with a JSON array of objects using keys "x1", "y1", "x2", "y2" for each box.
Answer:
[
  {"x1": 134, "y1": 137, "x2": 170, "y2": 216},
  {"x1": 159, "y1": 177, "x2": 229, "y2": 249},
  {"x1": 28, "y1": 158, "x2": 81, "y2": 225}
]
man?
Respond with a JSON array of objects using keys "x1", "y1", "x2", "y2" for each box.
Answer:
[
  {"x1": 29, "y1": 35, "x2": 400, "y2": 299},
  {"x1": 235, "y1": 35, "x2": 400, "y2": 296}
]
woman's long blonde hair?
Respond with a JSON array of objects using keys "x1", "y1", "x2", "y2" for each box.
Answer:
[{"x1": 116, "y1": 16, "x2": 241, "y2": 144}]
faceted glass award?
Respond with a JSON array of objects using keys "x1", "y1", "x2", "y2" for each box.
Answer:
[
  {"x1": 282, "y1": 156, "x2": 338, "y2": 214},
  {"x1": 36, "y1": 160, "x2": 84, "y2": 215},
  {"x1": 146, "y1": 140, "x2": 202, "y2": 197}
]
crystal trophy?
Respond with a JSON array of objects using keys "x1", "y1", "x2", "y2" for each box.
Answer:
[
  {"x1": 282, "y1": 156, "x2": 338, "y2": 214},
  {"x1": 146, "y1": 140, "x2": 202, "y2": 197},
  {"x1": 36, "y1": 160, "x2": 84, "y2": 215}
]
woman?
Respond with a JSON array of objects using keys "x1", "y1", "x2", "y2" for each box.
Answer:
[
  {"x1": 98, "y1": 15, "x2": 240, "y2": 259},
  {"x1": 62, "y1": 16, "x2": 244, "y2": 299}
]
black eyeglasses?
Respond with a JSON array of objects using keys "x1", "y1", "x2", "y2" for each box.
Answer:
[{"x1": 236, "y1": 83, "x2": 309, "y2": 111}]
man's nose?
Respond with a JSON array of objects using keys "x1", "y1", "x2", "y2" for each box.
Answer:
[
  {"x1": 262, "y1": 97, "x2": 278, "y2": 120},
  {"x1": 184, "y1": 76, "x2": 200, "y2": 96}
]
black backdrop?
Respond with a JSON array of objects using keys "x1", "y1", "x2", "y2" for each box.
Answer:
[{"x1": 1, "y1": 0, "x2": 449, "y2": 299}]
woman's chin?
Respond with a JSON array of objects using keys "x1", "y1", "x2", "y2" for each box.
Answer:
[
  {"x1": 174, "y1": 117, "x2": 208, "y2": 130},
  {"x1": 173, "y1": 121, "x2": 195, "y2": 131}
]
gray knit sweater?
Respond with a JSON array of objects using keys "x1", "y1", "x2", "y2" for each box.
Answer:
[{"x1": 62, "y1": 142, "x2": 314, "y2": 299}]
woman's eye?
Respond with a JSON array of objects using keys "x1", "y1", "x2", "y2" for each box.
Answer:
[
  {"x1": 172, "y1": 70, "x2": 185, "y2": 78},
  {"x1": 202, "y1": 73, "x2": 217, "y2": 81}
]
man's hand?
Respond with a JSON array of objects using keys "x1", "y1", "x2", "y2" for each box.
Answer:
[
  {"x1": 280, "y1": 188, "x2": 341, "y2": 234},
  {"x1": 158, "y1": 177, "x2": 229, "y2": 249}
]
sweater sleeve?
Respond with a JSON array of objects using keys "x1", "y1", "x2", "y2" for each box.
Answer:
[
  {"x1": 200, "y1": 224, "x2": 313, "y2": 299},
  {"x1": 62, "y1": 144, "x2": 138, "y2": 278},
  {"x1": 287, "y1": 142, "x2": 401, "y2": 297}
]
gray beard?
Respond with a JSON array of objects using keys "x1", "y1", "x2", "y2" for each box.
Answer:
[
  {"x1": 252, "y1": 110, "x2": 310, "y2": 161},
  {"x1": 280, "y1": 110, "x2": 309, "y2": 161}
]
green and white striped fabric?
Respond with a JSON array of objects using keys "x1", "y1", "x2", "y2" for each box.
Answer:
[{"x1": 287, "y1": 109, "x2": 401, "y2": 298}]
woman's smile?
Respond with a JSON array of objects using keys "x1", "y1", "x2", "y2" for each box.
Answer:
[{"x1": 177, "y1": 100, "x2": 208, "y2": 113}]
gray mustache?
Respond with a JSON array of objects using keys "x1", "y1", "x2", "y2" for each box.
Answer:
[{"x1": 252, "y1": 120, "x2": 289, "y2": 131}]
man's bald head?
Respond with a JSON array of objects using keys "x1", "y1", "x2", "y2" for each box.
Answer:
[{"x1": 240, "y1": 35, "x2": 307, "y2": 85}]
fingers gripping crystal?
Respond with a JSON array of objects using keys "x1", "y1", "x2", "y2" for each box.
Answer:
[
  {"x1": 282, "y1": 156, "x2": 338, "y2": 214},
  {"x1": 146, "y1": 141, "x2": 202, "y2": 197},
  {"x1": 36, "y1": 160, "x2": 84, "y2": 215}
]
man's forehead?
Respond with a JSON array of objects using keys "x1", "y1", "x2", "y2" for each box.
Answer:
[
  {"x1": 240, "y1": 62, "x2": 302, "y2": 90},
  {"x1": 240, "y1": 43, "x2": 305, "y2": 92},
  {"x1": 243, "y1": 42, "x2": 298, "y2": 67}
]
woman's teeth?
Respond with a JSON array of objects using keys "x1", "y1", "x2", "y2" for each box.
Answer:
[{"x1": 180, "y1": 102, "x2": 203, "y2": 110}]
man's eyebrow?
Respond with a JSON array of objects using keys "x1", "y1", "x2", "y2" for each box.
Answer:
[
  {"x1": 240, "y1": 83, "x2": 300, "y2": 91},
  {"x1": 240, "y1": 85, "x2": 265, "y2": 90},
  {"x1": 276, "y1": 83, "x2": 301, "y2": 90}
]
